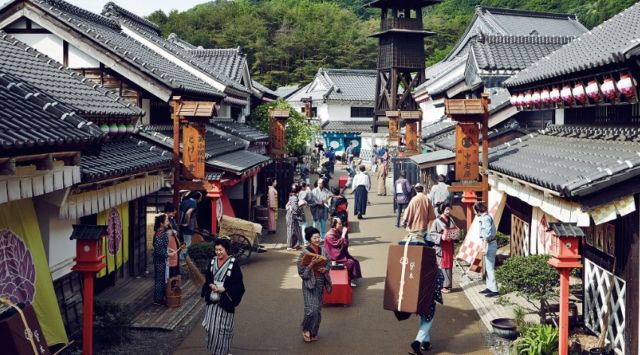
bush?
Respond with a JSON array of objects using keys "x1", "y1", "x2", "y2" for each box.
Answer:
[
  {"x1": 511, "y1": 323, "x2": 559, "y2": 355},
  {"x1": 496, "y1": 255, "x2": 559, "y2": 322},
  {"x1": 496, "y1": 231, "x2": 509, "y2": 248},
  {"x1": 93, "y1": 300, "x2": 133, "y2": 346},
  {"x1": 188, "y1": 242, "x2": 215, "y2": 273}
]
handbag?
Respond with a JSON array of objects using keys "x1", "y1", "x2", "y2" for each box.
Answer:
[
  {"x1": 442, "y1": 226, "x2": 461, "y2": 241},
  {"x1": 209, "y1": 281, "x2": 224, "y2": 302}
]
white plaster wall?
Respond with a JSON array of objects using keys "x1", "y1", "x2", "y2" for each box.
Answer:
[
  {"x1": 34, "y1": 200, "x2": 77, "y2": 280},
  {"x1": 325, "y1": 103, "x2": 352, "y2": 122},
  {"x1": 141, "y1": 98, "x2": 151, "y2": 125},
  {"x1": 420, "y1": 99, "x2": 445, "y2": 126},
  {"x1": 317, "y1": 103, "x2": 330, "y2": 122},
  {"x1": 68, "y1": 43, "x2": 100, "y2": 68},
  {"x1": 555, "y1": 108, "x2": 565, "y2": 125},
  {"x1": 217, "y1": 104, "x2": 231, "y2": 118},
  {"x1": 13, "y1": 33, "x2": 64, "y2": 64}
]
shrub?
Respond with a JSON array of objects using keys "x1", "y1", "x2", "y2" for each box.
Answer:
[
  {"x1": 496, "y1": 255, "x2": 559, "y2": 322},
  {"x1": 188, "y1": 242, "x2": 215, "y2": 273},
  {"x1": 511, "y1": 323, "x2": 559, "y2": 355},
  {"x1": 496, "y1": 231, "x2": 509, "y2": 248},
  {"x1": 93, "y1": 300, "x2": 133, "y2": 346}
]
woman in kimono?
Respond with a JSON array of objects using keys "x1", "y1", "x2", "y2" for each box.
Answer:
[
  {"x1": 201, "y1": 238, "x2": 245, "y2": 355},
  {"x1": 286, "y1": 184, "x2": 304, "y2": 251},
  {"x1": 329, "y1": 186, "x2": 349, "y2": 227},
  {"x1": 267, "y1": 177, "x2": 278, "y2": 234},
  {"x1": 152, "y1": 214, "x2": 177, "y2": 305},
  {"x1": 376, "y1": 149, "x2": 389, "y2": 196},
  {"x1": 428, "y1": 202, "x2": 459, "y2": 293},
  {"x1": 323, "y1": 217, "x2": 362, "y2": 287},
  {"x1": 297, "y1": 227, "x2": 332, "y2": 343}
]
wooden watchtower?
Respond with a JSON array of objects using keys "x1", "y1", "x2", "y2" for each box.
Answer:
[{"x1": 368, "y1": 0, "x2": 440, "y2": 133}]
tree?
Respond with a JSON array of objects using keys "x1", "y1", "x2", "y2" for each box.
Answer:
[{"x1": 246, "y1": 99, "x2": 319, "y2": 156}]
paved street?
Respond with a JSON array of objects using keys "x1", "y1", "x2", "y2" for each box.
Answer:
[{"x1": 175, "y1": 178, "x2": 490, "y2": 355}]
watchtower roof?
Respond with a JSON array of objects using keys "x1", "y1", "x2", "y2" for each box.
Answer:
[{"x1": 365, "y1": 0, "x2": 441, "y2": 8}]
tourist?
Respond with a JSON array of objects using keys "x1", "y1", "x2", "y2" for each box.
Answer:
[
  {"x1": 267, "y1": 177, "x2": 278, "y2": 234},
  {"x1": 429, "y1": 175, "x2": 451, "y2": 216},
  {"x1": 329, "y1": 186, "x2": 349, "y2": 227},
  {"x1": 201, "y1": 238, "x2": 245, "y2": 355},
  {"x1": 428, "y1": 202, "x2": 459, "y2": 293},
  {"x1": 286, "y1": 183, "x2": 304, "y2": 251},
  {"x1": 315, "y1": 139, "x2": 325, "y2": 154},
  {"x1": 409, "y1": 270, "x2": 444, "y2": 355},
  {"x1": 310, "y1": 178, "x2": 331, "y2": 239},
  {"x1": 352, "y1": 165, "x2": 370, "y2": 219},
  {"x1": 324, "y1": 147, "x2": 336, "y2": 175},
  {"x1": 377, "y1": 148, "x2": 389, "y2": 196},
  {"x1": 152, "y1": 214, "x2": 177, "y2": 305},
  {"x1": 297, "y1": 227, "x2": 332, "y2": 343},
  {"x1": 345, "y1": 142, "x2": 355, "y2": 165},
  {"x1": 475, "y1": 202, "x2": 499, "y2": 298},
  {"x1": 402, "y1": 184, "x2": 435, "y2": 236},
  {"x1": 179, "y1": 191, "x2": 203, "y2": 249},
  {"x1": 300, "y1": 156, "x2": 311, "y2": 185},
  {"x1": 324, "y1": 217, "x2": 362, "y2": 287},
  {"x1": 394, "y1": 171, "x2": 413, "y2": 228}
]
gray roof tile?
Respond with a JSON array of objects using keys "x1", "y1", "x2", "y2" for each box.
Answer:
[
  {"x1": 206, "y1": 150, "x2": 271, "y2": 175},
  {"x1": 488, "y1": 125, "x2": 640, "y2": 196},
  {"x1": 0, "y1": 32, "x2": 142, "y2": 118},
  {"x1": 320, "y1": 69, "x2": 377, "y2": 102},
  {"x1": 0, "y1": 70, "x2": 105, "y2": 156},
  {"x1": 29, "y1": 0, "x2": 223, "y2": 100},
  {"x1": 505, "y1": 2, "x2": 640, "y2": 88},
  {"x1": 209, "y1": 119, "x2": 268, "y2": 142},
  {"x1": 321, "y1": 120, "x2": 373, "y2": 133},
  {"x1": 480, "y1": 7, "x2": 587, "y2": 37}
]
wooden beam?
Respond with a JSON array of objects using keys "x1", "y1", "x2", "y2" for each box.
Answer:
[
  {"x1": 35, "y1": 154, "x2": 54, "y2": 171},
  {"x1": 0, "y1": 158, "x2": 16, "y2": 175},
  {"x1": 448, "y1": 183, "x2": 484, "y2": 193},
  {"x1": 174, "y1": 180, "x2": 214, "y2": 192}
]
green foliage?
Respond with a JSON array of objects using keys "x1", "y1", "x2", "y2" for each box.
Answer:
[
  {"x1": 513, "y1": 305, "x2": 528, "y2": 333},
  {"x1": 496, "y1": 231, "x2": 509, "y2": 249},
  {"x1": 188, "y1": 241, "x2": 215, "y2": 261},
  {"x1": 511, "y1": 323, "x2": 559, "y2": 355},
  {"x1": 495, "y1": 255, "x2": 559, "y2": 318},
  {"x1": 247, "y1": 99, "x2": 320, "y2": 156},
  {"x1": 93, "y1": 300, "x2": 133, "y2": 346}
]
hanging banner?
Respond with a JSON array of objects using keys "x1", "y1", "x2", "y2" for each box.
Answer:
[
  {"x1": 182, "y1": 123, "x2": 206, "y2": 180},
  {"x1": 530, "y1": 207, "x2": 558, "y2": 255},
  {"x1": 0, "y1": 199, "x2": 68, "y2": 346},
  {"x1": 97, "y1": 203, "x2": 129, "y2": 278},
  {"x1": 455, "y1": 123, "x2": 479, "y2": 181},
  {"x1": 456, "y1": 189, "x2": 506, "y2": 263}
]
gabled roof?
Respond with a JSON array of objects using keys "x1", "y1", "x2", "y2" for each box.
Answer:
[
  {"x1": 250, "y1": 79, "x2": 278, "y2": 100},
  {"x1": 505, "y1": 2, "x2": 640, "y2": 88},
  {"x1": 488, "y1": 125, "x2": 640, "y2": 197},
  {"x1": 188, "y1": 47, "x2": 246, "y2": 86},
  {"x1": 101, "y1": 2, "x2": 249, "y2": 96},
  {"x1": 289, "y1": 68, "x2": 377, "y2": 103},
  {"x1": 166, "y1": 33, "x2": 197, "y2": 50},
  {"x1": 322, "y1": 120, "x2": 373, "y2": 133},
  {"x1": 0, "y1": 70, "x2": 105, "y2": 156},
  {"x1": 209, "y1": 119, "x2": 269, "y2": 142},
  {"x1": 0, "y1": 32, "x2": 142, "y2": 118},
  {"x1": 80, "y1": 137, "x2": 172, "y2": 183},
  {"x1": 4, "y1": 0, "x2": 225, "y2": 101},
  {"x1": 275, "y1": 85, "x2": 301, "y2": 99}
]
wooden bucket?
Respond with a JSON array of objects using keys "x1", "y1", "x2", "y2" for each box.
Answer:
[
  {"x1": 254, "y1": 206, "x2": 269, "y2": 231},
  {"x1": 165, "y1": 276, "x2": 182, "y2": 308}
]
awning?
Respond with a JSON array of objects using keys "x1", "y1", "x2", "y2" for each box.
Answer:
[
  {"x1": 207, "y1": 150, "x2": 271, "y2": 175},
  {"x1": 409, "y1": 150, "x2": 455, "y2": 168}
]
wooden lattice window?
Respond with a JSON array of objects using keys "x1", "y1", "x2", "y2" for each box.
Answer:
[
  {"x1": 510, "y1": 214, "x2": 530, "y2": 256},
  {"x1": 584, "y1": 258, "x2": 626, "y2": 355}
]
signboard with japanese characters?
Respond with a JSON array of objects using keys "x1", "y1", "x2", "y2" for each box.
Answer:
[
  {"x1": 182, "y1": 123, "x2": 206, "y2": 179},
  {"x1": 454, "y1": 123, "x2": 479, "y2": 181}
]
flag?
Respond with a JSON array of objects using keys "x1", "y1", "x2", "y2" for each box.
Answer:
[
  {"x1": 0, "y1": 199, "x2": 68, "y2": 346},
  {"x1": 97, "y1": 203, "x2": 129, "y2": 278}
]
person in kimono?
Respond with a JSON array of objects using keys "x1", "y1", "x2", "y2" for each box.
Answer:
[
  {"x1": 267, "y1": 177, "x2": 278, "y2": 234},
  {"x1": 409, "y1": 270, "x2": 444, "y2": 355},
  {"x1": 377, "y1": 148, "x2": 389, "y2": 196},
  {"x1": 201, "y1": 238, "x2": 245, "y2": 355},
  {"x1": 402, "y1": 184, "x2": 436, "y2": 236},
  {"x1": 428, "y1": 202, "x2": 459, "y2": 293},
  {"x1": 310, "y1": 178, "x2": 331, "y2": 239},
  {"x1": 351, "y1": 165, "x2": 371, "y2": 219},
  {"x1": 286, "y1": 184, "x2": 304, "y2": 251},
  {"x1": 152, "y1": 214, "x2": 177, "y2": 305},
  {"x1": 297, "y1": 227, "x2": 332, "y2": 343},
  {"x1": 323, "y1": 217, "x2": 362, "y2": 287}
]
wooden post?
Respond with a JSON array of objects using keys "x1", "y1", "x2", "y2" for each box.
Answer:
[
  {"x1": 81, "y1": 272, "x2": 95, "y2": 355},
  {"x1": 481, "y1": 93, "x2": 490, "y2": 204},
  {"x1": 401, "y1": 110, "x2": 422, "y2": 156},
  {"x1": 268, "y1": 108, "x2": 289, "y2": 158},
  {"x1": 171, "y1": 97, "x2": 182, "y2": 207},
  {"x1": 558, "y1": 268, "x2": 571, "y2": 355},
  {"x1": 386, "y1": 110, "x2": 400, "y2": 144}
]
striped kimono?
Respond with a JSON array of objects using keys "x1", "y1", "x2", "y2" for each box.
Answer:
[
  {"x1": 201, "y1": 257, "x2": 245, "y2": 355},
  {"x1": 286, "y1": 194, "x2": 304, "y2": 248},
  {"x1": 297, "y1": 246, "x2": 332, "y2": 337}
]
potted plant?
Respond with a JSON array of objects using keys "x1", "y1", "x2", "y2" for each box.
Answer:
[{"x1": 511, "y1": 323, "x2": 558, "y2": 355}]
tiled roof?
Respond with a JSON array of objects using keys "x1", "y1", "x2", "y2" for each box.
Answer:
[
  {"x1": 101, "y1": 3, "x2": 249, "y2": 95},
  {"x1": 415, "y1": 56, "x2": 466, "y2": 97},
  {"x1": 505, "y1": 2, "x2": 640, "y2": 88},
  {"x1": 80, "y1": 136, "x2": 172, "y2": 182},
  {"x1": 0, "y1": 70, "x2": 104, "y2": 156},
  {"x1": 0, "y1": 32, "x2": 142, "y2": 118},
  {"x1": 422, "y1": 119, "x2": 454, "y2": 140},
  {"x1": 410, "y1": 150, "x2": 455, "y2": 165},
  {"x1": 25, "y1": 0, "x2": 223, "y2": 100},
  {"x1": 274, "y1": 85, "x2": 301, "y2": 99},
  {"x1": 206, "y1": 149, "x2": 271, "y2": 175},
  {"x1": 251, "y1": 79, "x2": 278, "y2": 99},
  {"x1": 204, "y1": 131, "x2": 245, "y2": 157},
  {"x1": 488, "y1": 87, "x2": 512, "y2": 113},
  {"x1": 166, "y1": 33, "x2": 197, "y2": 50},
  {"x1": 488, "y1": 125, "x2": 640, "y2": 196},
  {"x1": 209, "y1": 119, "x2": 268, "y2": 142},
  {"x1": 477, "y1": 7, "x2": 587, "y2": 37},
  {"x1": 472, "y1": 34, "x2": 573, "y2": 72},
  {"x1": 188, "y1": 48, "x2": 246, "y2": 86},
  {"x1": 322, "y1": 120, "x2": 373, "y2": 133},
  {"x1": 322, "y1": 69, "x2": 377, "y2": 102}
]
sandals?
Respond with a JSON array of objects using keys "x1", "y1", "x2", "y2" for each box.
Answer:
[{"x1": 303, "y1": 332, "x2": 312, "y2": 343}]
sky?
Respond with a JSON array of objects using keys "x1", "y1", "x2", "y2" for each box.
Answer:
[{"x1": 66, "y1": 0, "x2": 207, "y2": 16}]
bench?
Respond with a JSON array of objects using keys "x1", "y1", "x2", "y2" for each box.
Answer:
[{"x1": 323, "y1": 268, "x2": 352, "y2": 306}]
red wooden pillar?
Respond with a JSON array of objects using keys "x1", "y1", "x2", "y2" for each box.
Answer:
[
  {"x1": 558, "y1": 268, "x2": 571, "y2": 355},
  {"x1": 461, "y1": 191, "x2": 477, "y2": 231},
  {"x1": 82, "y1": 273, "x2": 95, "y2": 355},
  {"x1": 207, "y1": 182, "x2": 223, "y2": 234}
]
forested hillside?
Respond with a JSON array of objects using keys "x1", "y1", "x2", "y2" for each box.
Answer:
[{"x1": 147, "y1": 0, "x2": 636, "y2": 89}]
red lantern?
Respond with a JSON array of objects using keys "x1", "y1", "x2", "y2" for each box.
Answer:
[
  {"x1": 540, "y1": 89, "x2": 551, "y2": 105},
  {"x1": 561, "y1": 86, "x2": 574, "y2": 104},
  {"x1": 510, "y1": 94, "x2": 519, "y2": 107},
  {"x1": 517, "y1": 93, "x2": 525, "y2": 107},
  {"x1": 524, "y1": 92, "x2": 532, "y2": 107},
  {"x1": 531, "y1": 91, "x2": 541, "y2": 106},
  {"x1": 618, "y1": 74, "x2": 636, "y2": 98},
  {"x1": 550, "y1": 87, "x2": 561, "y2": 104},
  {"x1": 586, "y1": 80, "x2": 601, "y2": 102},
  {"x1": 601, "y1": 78, "x2": 616, "y2": 100},
  {"x1": 572, "y1": 83, "x2": 587, "y2": 103}
]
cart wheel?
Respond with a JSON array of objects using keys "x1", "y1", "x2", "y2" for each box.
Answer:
[{"x1": 229, "y1": 234, "x2": 252, "y2": 264}]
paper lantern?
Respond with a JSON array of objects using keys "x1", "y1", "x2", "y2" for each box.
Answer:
[
  {"x1": 586, "y1": 80, "x2": 601, "y2": 102},
  {"x1": 523, "y1": 92, "x2": 532, "y2": 107},
  {"x1": 618, "y1": 74, "x2": 636, "y2": 98},
  {"x1": 550, "y1": 87, "x2": 561, "y2": 104},
  {"x1": 517, "y1": 93, "x2": 525, "y2": 107},
  {"x1": 540, "y1": 89, "x2": 551, "y2": 105},
  {"x1": 601, "y1": 78, "x2": 616, "y2": 100},
  {"x1": 560, "y1": 86, "x2": 574, "y2": 104},
  {"x1": 510, "y1": 94, "x2": 519, "y2": 107},
  {"x1": 531, "y1": 91, "x2": 541, "y2": 106},
  {"x1": 572, "y1": 83, "x2": 587, "y2": 103}
]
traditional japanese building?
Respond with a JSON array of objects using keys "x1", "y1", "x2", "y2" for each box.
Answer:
[{"x1": 493, "y1": 3, "x2": 640, "y2": 353}]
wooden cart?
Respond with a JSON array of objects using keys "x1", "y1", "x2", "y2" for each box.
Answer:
[{"x1": 218, "y1": 215, "x2": 262, "y2": 265}]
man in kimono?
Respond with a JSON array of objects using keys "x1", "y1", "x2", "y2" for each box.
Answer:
[{"x1": 402, "y1": 184, "x2": 436, "y2": 236}]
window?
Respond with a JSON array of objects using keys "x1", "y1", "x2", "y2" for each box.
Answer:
[{"x1": 351, "y1": 107, "x2": 374, "y2": 118}]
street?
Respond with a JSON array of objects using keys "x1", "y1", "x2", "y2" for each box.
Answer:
[{"x1": 174, "y1": 180, "x2": 490, "y2": 355}]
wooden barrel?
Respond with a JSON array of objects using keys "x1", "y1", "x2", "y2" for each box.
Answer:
[
  {"x1": 165, "y1": 277, "x2": 182, "y2": 308},
  {"x1": 254, "y1": 206, "x2": 269, "y2": 231}
]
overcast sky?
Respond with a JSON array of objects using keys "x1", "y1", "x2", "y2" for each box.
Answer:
[{"x1": 66, "y1": 0, "x2": 207, "y2": 16}]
